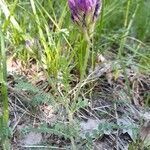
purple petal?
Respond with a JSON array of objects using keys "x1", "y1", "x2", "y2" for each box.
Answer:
[
  {"x1": 68, "y1": 0, "x2": 102, "y2": 25},
  {"x1": 94, "y1": 0, "x2": 102, "y2": 18}
]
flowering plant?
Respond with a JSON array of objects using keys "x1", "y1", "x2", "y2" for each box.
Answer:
[
  {"x1": 68, "y1": 0, "x2": 102, "y2": 37},
  {"x1": 68, "y1": 0, "x2": 102, "y2": 79}
]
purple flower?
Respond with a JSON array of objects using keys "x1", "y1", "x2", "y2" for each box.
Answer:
[{"x1": 68, "y1": 0, "x2": 102, "y2": 26}]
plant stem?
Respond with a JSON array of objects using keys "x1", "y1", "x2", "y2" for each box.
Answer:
[
  {"x1": 0, "y1": 10, "x2": 10, "y2": 150},
  {"x1": 73, "y1": 28, "x2": 92, "y2": 102},
  {"x1": 118, "y1": 0, "x2": 140, "y2": 96},
  {"x1": 68, "y1": 111, "x2": 76, "y2": 150},
  {"x1": 65, "y1": 100, "x2": 76, "y2": 150},
  {"x1": 80, "y1": 28, "x2": 92, "y2": 81},
  {"x1": 71, "y1": 30, "x2": 92, "y2": 145}
]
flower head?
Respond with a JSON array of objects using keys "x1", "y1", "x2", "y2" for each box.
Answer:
[{"x1": 68, "y1": 0, "x2": 102, "y2": 27}]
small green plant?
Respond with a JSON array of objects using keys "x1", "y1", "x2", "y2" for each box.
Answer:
[{"x1": 14, "y1": 78, "x2": 89, "y2": 147}]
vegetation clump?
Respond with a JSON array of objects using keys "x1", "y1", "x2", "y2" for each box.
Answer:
[{"x1": 0, "y1": 0, "x2": 150, "y2": 149}]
